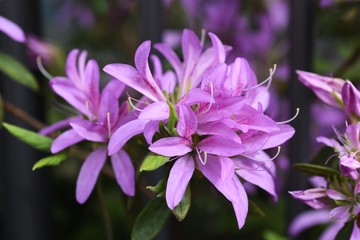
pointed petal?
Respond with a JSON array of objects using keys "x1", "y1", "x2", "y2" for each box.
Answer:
[
  {"x1": 65, "y1": 49, "x2": 80, "y2": 85},
  {"x1": 76, "y1": 147, "x2": 107, "y2": 204},
  {"x1": 166, "y1": 155, "x2": 194, "y2": 209},
  {"x1": 197, "y1": 122, "x2": 242, "y2": 144},
  {"x1": 154, "y1": 43, "x2": 182, "y2": 80},
  {"x1": 289, "y1": 188, "x2": 332, "y2": 209},
  {"x1": 139, "y1": 102, "x2": 170, "y2": 121},
  {"x1": 326, "y1": 189, "x2": 349, "y2": 201},
  {"x1": 143, "y1": 120, "x2": 160, "y2": 144},
  {"x1": 319, "y1": 222, "x2": 345, "y2": 240},
  {"x1": 342, "y1": 80, "x2": 360, "y2": 116},
  {"x1": 110, "y1": 150, "x2": 135, "y2": 196},
  {"x1": 99, "y1": 90, "x2": 119, "y2": 126},
  {"x1": 346, "y1": 123, "x2": 360, "y2": 150},
  {"x1": 176, "y1": 105, "x2": 198, "y2": 138},
  {"x1": 200, "y1": 63, "x2": 227, "y2": 97},
  {"x1": 225, "y1": 58, "x2": 257, "y2": 95},
  {"x1": 39, "y1": 116, "x2": 82, "y2": 136},
  {"x1": 70, "y1": 119, "x2": 107, "y2": 142},
  {"x1": 208, "y1": 32, "x2": 226, "y2": 63},
  {"x1": 83, "y1": 59, "x2": 100, "y2": 101},
  {"x1": 177, "y1": 88, "x2": 214, "y2": 106},
  {"x1": 234, "y1": 158, "x2": 277, "y2": 200},
  {"x1": 108, "y1": 119, "x2": 149, "y2": 155},
  {"x1": 149, "y1": 137, "x2": 192, "y2": 157},
  {"x1": 51, "y1": 129, "x2": 84, "y2": 153},
  {"x1": 102, "y1": 79, "x2": 125, "y2": 99},
  {"x1": 197, "y1": 135, "x2": 245, "y2": 156},
  {"x1": 329, "y1": 206, "x2": 351, "y2": 221},
  {"x1": 289, "y1": 210, "x2": 331, "y2": 236},
  {"x1": 350, "y1": 222, "x2": 360, "y2": 240},
  {"x1": 0, "y1": 16, "x2": 26, "y2": 42}
]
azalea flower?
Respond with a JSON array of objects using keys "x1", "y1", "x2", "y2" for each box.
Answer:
[
  {"x1": 0, "y1": 15, "x2": 26, "y2": 43},
  {"x1": 43, "y1": 50, "x2": 136, "y2": 203}
]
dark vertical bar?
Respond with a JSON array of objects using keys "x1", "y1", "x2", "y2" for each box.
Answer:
[
  {"x1": 0, "y1": 1, "x2": 52, "y2": 240},
  {"x1": 139, "y1": 0, "x2": 163, "y2": 43},
  {"x1": 287, "y1": 0, "x2": 313, "y2": 237}
]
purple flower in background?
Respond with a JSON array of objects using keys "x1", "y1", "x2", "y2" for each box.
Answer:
[
  {"x1": 0, "y1": 15, "x2": 26, "y2": 43},
  {"x1": 44, "y1": 50, "x2": 136, "y2": 203},
  {"x1": 342, "y1": 81, "x2": 360, "y2": 119}
]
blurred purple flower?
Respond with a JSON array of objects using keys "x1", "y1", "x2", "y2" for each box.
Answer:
[{"x1": 0, "y1": 15, "x2": 26, "y2": 43}]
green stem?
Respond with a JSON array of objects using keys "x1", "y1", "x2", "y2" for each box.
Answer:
[{"x1": 96, "y1": 180, "x2": 114, "y2": 240}]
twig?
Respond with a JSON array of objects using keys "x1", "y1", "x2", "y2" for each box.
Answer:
[
  {"x1": 3, "y1": 101, "x2": 46, "y2": 130},
  {"x1": 96, "y1": 180, "x2": 114, "y2": 240},
  {"x1": 334, "y1": 44, "x2": 360, "y2": 77}
]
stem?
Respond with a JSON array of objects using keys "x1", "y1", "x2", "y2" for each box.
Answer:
[
  {"x1": 3, "y1": 101, "x2": 46, "y2": 130},
  {"x1": 96, "y1": 180, "x2": 114, "y2": 240},
  {"x1": 334, "y1": 44, "x2": 360, "y2": 77}
]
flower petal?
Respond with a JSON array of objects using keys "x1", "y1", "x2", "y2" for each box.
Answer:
[
  {"x1": 289, "y1": 188, "x2": 332, "y2": 209},
  {"x1": 0, "y1": 16, "x2": 26, "y2": 43},
  {"x1": 143, "y1": 120, "x2": 160, "y2": 144},
  {"x1": 149, "y1": 137, "x2": 192, "y2": 157},
  {"x1": 70, "y1": 119, "x2": 107, "y2": 142},
  {"x1": 51, "y1": 129, "x2": 84, "y2": 153},
  {"x1": 342, "y1": 80, "x2": 360, "y2": 117},
  {"x1": 110, "y1": 150, "x2": 135, "y2": 196},
  {"x1": 76, "y1": 147, "x2": 107, "y2": 204},
  {"x1": 39, "y1": 116, "x2": 82, "y2": 136},
  {"x1": 197, "y1": 122, "x2": 242, "y2": 144},
  {"x1": 83, "y1": 59, "x2": 100, "y2": 102},
  {"x1": 289, "y1": 210, "x2": 331, "y2": 236},
  {"x1": 177, "y1": 88, "x2": 213, "y2": 106},
  {"x1": 166, "y1": 155, "x2": 194, "y2": 209},
  {"x1": 101, "y1": 79, "x2": 126, "y2": 99},
  {"x1": 139, "y1": 102, "x2": 170, "y2": 121},
  {"x1": 350, "y1": 222, "x2": 360, "y2": 240},
  {"x1": 176, "y1": 105, "x2": 198, "y2": 138},
  {"x1": 346, "y1": 123, "x2": 360, "y2": 150},
  {"x1": 208, "y1": 32, "x2": 226, "y2": 63},
  {"x1": 108, "y1": 119, "x2": 149, "y2": 155},
  {"x1": 154, "y1": 43, "x2": 182, "y2": 80},
  {"x1": 197, "y1": 135, "x2": 245, "y2": 157}
]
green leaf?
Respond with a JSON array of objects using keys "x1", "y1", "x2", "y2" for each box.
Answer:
[
  {"x1": 293, "y1": 163, "x2": 340, "y2": 177},
  {"x1": 0, "y1": 52, "x2": 38, "y2": 91},
  {"x1": 167, "y1": 102, "x2": 178, "y2": 135},
  {"x1": 263, "y1": 230, "x2": 289, "y2": 240},
  {"x1": 173, "y1": 186, "x2": 191, "y2": 221},
  {"x1": 132, "y1": 197, "x2": 170, "y2": 240},
  {"x1": 140, "y1": 154, "x2": 169, "y2": 172},
  {"x1": 3, "y1": 122, "x2": 53, "y2": 152},
  {"x1": 249, "y1": 200, "x2": 266, "y2": 218},
  {"x1": 146, "y1": 179, "x2": 165, "y2": 194},
  {"x1": 32, "y1": 152, "x2": 68, "y2": 170}
]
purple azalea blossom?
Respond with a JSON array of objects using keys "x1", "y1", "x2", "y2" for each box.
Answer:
[
  {"x1": 104, "y1": 31, "x2": 295, "y2": 229},
  {"x1": 45, "y1": 50, "x2": 136, "y2": 204},
  {"x1": 342, "y1": 81, "x2": 360, "y2": 119}
]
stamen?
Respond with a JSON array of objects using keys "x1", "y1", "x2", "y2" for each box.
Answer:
[
  {"x1": 240, "y1": 146, "x2": 281, "y2": 162},
  {"x1": 106, "y1": 112, "x2": 111, "y2": 138},
  {"x1": 243, "y1": 64, "x2": 277, "y2": 92},
  {"x1": 36, "y1": 56, "x2": 53, "y2": 80},
  {"x1": 196, "y1": 148, "x2": 207, "y2": 165},
  {"x1": 202, "y1": 82, "x2": 215, "y2": 114},
  {"x1": 200, "y1": 29, "x2": 206, "y2": 47},
  {"x1": 128, "y1": 97, "x2": 143, "y2": 112},
  {"x1": 277, "y1": 108, "x2": 300, "y2": 124}
]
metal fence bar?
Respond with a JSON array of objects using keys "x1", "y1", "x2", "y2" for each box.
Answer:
[
  {"x1": 287, "y1": 0, "x2": 314, "y2": 237},
  {"x1": 0, "y1": 1, "x2": 52, "y2": 239}
]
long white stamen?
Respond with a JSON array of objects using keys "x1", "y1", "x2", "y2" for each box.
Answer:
[
  {"x1": 196, "y1": 148, "x2": 207, "y2": 165},
  {"x1": 36, "y1": 56, "x2": 53, "y2": 80},
  {"x1": 106, "y1": 112, "x2": 111, "y2": 138},
  {"x1": 202, "y1": 82, "x2": 214, "y2": 114},
  {"x1": 200, "y1": 29, "x2": 206, "y2": 47},
  {"x1": 277, "y1": 108, "x2": 300, "y2": 124},
  {"x1": 126, "y1": 93, "x2": 149, "y2": 105},
  {"x1": 128, "y1": 97, "x2": 143, "y2": 112},
  {"x1": 240, "y1": 146, "x2": 281, "y2": 162},
  {"x1": 243, "y1": 64, "x2": 277, "y2": 92}
]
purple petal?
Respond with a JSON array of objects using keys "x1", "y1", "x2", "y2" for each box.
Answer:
[
  {"x1": 143, "y1": 120, "x2": 160, "y2": 144},
  {"x1": 51, "y1": 129, "x2": 84, "y2": 153},
  {"x1": 139, "y1": 102, "x2": 170, "y2": 121},
  {"x1": 76, "y1": 147, "x2": 107, "y2": 204},
  {"x1": 289, "y1": 210, "x2": 331, "y2": 236},
  {"x1": 70, "y1": 119, "x2": 107, "y2": 142},
  {"x1": 110, "y1": 150, "x2": 135, "y2": 196},
  {"x1": 0, "y1": 16, "x2": 26, "y2": 43},
  {"x1": 342, "y1": 81, "x2": 360, "y2": 117},
  {"x1": 39, "y1": 116, "x2": 82, "y2": 136},
  {"x1": 102, "y1": 79, "x2": 125, "y2": 99},
  {"x1": 176, "y1": 105, "x2": 198, "y2": 138},
  {"x1": 197, "y1": 122, "x2": 242, "y2": 144},
  {"x1": 65, "y1": 49, "x2": 80, "y2": 85},
  {"x1": 166, "y1": 155, "x2": 194, "y2": 209},
  {"x1": 234, "y1": 158, "x2": 277, "y2": 200},
  {"x1": 197, "y1": 135, "x2": 245, "y2": 157},
  {"x1": 208, "y1": 32, "x2": 226, "y2": 63},
  {"x1": 177, "y1": 88, "x2": 213, "y2": 106},
  {"x1": 326, "y1": 189, "x2": 350, "y2": 201},
  {"x1": 154, "y1": 43, "x2": 182, "y2": 80},
  {"x1": 200, "y1": 63, "x2": 227, "y2": 97},
  {"x1": 225, "y1": 58, "x2": 257, "y2": 95},
  {"x1": 346, "y1": 123, "x2": 360, "y2": 150},
  {"x1": 99, "y1": 90, "x2": 119, "y2": 126},
  {"x1": 316, "y1": 136, "x2": 345, "y2": 153},
  {"x1": 289, "y1": 188, "x2": 332, "y2": 209},
  {"x1": 83, "y1": 59, "x2": 100, "y2": 102},
  {"x1": 319, "y1": 222, "x2": 346, "y2": 240},
  {"x1": 108, "y1": 119, "x2": 149, "y2": 155},
  {"x1": 350, "y1": 222, "x2": 360, "y2": 240},
  {"x1": 149, "y1": 137, "x2": 192, "y2": 157},
  {"x1": 329, "y1": 206, "x2": 351, "y2": 221}
]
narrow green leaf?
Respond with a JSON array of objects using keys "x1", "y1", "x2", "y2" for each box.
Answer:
[
  {"x1": 173, "y1": 186, "x2": 191, "y2": 221},
  {"x1": 293, "y1": 163, "x2": 340, "y2": 177},
  {"x1": 249, "y1": 200, "x2": 266, "y2": 218},
  {"x1": 146, "y1": 179, "x2": 165, "y2": 194},
  {"x1": 3, "y1": 123, "x2": 53, "y2": 152},
  {"x1": 0, "y1": 52, "x2": 38, "y2": 91},
  {"x1": 132, "y1": 197, "x2": 170, "y2": 240},
  {"x1": 140, "y1": 154, "x2": 169, "y2": 172},
  {"x1": 32, "y1": 152, "x2": 67, "y2": 170}
]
